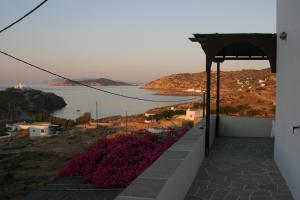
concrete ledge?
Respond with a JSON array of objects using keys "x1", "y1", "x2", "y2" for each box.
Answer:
[{"x1": 114, "y1": 121, "x2": 206, "y2": 200}]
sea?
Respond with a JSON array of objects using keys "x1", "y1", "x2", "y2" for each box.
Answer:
[{"x1": 0, "y1": 84, "x2": 197, "y2": 120}]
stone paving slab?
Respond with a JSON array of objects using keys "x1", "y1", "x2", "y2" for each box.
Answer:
[{"x1": 185, "y1": 137, "x2": 294, "y2": 200}]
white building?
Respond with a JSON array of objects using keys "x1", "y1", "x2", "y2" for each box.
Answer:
[
  {"x1": 185, "y1": 109, "x2": 201, "y2": 121},
  {"x1": 147, "y1": 128, "x2": 165, "y2": 134},
  {"x1": 275, "y1": 1, "x2": 300, "y2": 199},
  {"x1": 6, "y1": 122, "x2": 32, "y2": 132},
  {"x1": 6, "y1": 122, "x2": 54, "y2": 137},
  {"x1": 29, "y1": 122, "x2": 52, "y2": 137},
  {"x1": 13, "y1": 83, "x2": 31, "y2": 90},
  {"x1": 186, "y1": 88, "x2": 195, "y2": 92}
]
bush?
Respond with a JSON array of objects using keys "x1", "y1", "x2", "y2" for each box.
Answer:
[
  {"x1": 220, "y1": 105, "x2": 250, "y2": 115},
  {"x1": 34, "y1": 113, "x2": 75, "y2": 128},
  {"x1": 246, "y1": 109, "x2": 262, "y2": 116},
  {"x1": 236, "y1": 104, "x2": 250, "y2": 111},
  {"x1": 193, "y1": 102, "x2": 201, "y2": 109},
  {"x1": 145, "y1": 110, "x2": 186, "y2": 121},
  {"x1": 220, "y1": 106, "x2": 239, "y2": 114},
  {"x1": 271, "y1": 105, "x2": 276, "y2": 113},
  {"x1": 76, "y1": 112, "x2": 92, "y2": 125},
  {"x1": 0, "y1": 132, "x2": 8, "y2": 137},
  {"x1": 59, "y1": 127, "x2": 190, "y2": 188}
]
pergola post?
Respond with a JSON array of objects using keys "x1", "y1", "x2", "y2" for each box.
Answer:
[
  {"x1": 190, "y1": 33, "x2": 277, "y2": 157},
  {"x1": 205, "y1": 57, "x2": 212, "y2": 156},
  {"x1": 216, "y1": 61, "x2": 221, "y2": 137},
  {"x1": 202, "y1": 92, "x2": 206, "y2": 118}
]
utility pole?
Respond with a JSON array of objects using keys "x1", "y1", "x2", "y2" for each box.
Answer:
[
  {"x1": 125, "y1": 111, "x2": 128, "y2": 134},
  {"x1": 96, "y1": 101, "x2": 98, "y2": 128},
  {"x1": 8, "y1": 103, "x2": 12, "y2": 121},
  {"x1": 202, "y1": 92, "x2": 206, "y2": 118}
]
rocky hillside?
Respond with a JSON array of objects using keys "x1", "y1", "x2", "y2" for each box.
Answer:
[
  {"x1": 0, "y1": 88, "x2": 66, "y2": 120},
  {"x1": 142, "y1": 68, "x2": 276, "y2": 117},
  {"x1": 141, "y1": 68, "x2": 275, "y2": 93},
  {"x1": 49, "y1": 78, "x2": 134, "y2": 86}
]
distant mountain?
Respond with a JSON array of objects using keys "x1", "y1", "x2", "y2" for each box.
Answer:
[{"x1": 48, "y1": 78, "x2": 135, "y2": 86}]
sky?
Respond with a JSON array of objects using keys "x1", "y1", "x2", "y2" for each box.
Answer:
[{"x1": 0, "y1": 0, "x2": 276, "y2": 84}]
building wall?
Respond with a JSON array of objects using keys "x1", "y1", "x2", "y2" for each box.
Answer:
[
  {"x1": 219, "y1": 116, "x2": 273, "y2": 137},
  {"x1": 29, "y1": 126, "x2": 49, "y2": 137},
  {"x1": 186, "y1": 109, "x2": 201, "y2": 121},
  {"x1": 275, "y1": 0, "x2": 300, "y2": 199}
]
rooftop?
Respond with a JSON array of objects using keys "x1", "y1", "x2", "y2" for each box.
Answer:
[{"x1": 189, "y1": 33, "x2": 277, "y2": 73}]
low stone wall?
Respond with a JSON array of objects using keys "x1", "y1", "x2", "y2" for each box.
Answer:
[
  {"x1": 219, "y1": 116, "x2": 274, "y2": 137},
  {"x1": 114, "y1": 121, "x2": 206, "y2": 200}
]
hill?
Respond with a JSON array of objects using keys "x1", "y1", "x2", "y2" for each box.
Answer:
[
  {"x1": 48, "y1": 78, "x2": 134, "y2": 86},
  {"x1": 141, "y1": 68, "x2": 276, "y2": 117},
  {"x1": 141, "y1": 68, "x2": 275, "y2": 92},
  {"x1": 0, "y1": 87, "x2": 66, "y2": 120}
]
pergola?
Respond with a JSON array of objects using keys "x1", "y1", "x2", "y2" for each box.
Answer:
[{"x1": 189, "y1": 33, "x2": 277, "y2": 156}]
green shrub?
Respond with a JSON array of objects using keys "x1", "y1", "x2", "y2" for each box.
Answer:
[
  {"x1": 220, "y1": 104, "x2": 251, "y2": 115},
  {"x1": 145, "y1": 110, "x2": 186, "y2": 121},
  {"x1": 271, "y1": 105, "x2": 276, "y2": 113},
  {"x1": 34, "y1": 113, "x2": 75, "y2": 128},
  {"x1": 236, "y1": 104, "x2": 250, "y2": 111},
  {"x1": 220, "y1": 106, "x2": 239, "y2": 114},
  {"x1": 193, "y1": 102, "x2": 201, "y2": 109},
  {"x1": 246, "y1": 109, "x2": 262, "y2": 116},
  {"x1": 76, "y1": 112, "x2": 92, "y2": 125}
]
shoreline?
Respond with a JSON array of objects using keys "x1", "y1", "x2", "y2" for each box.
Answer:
[{"x1": 140, "y1": 88, "x2": 202, "y2": 96}]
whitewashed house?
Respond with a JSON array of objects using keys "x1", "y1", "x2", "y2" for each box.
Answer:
[
  {"x1": 29, "y1": 122, "x2": 52, "y2": 137},
  {"x1": 185, "y1": 109, "x2": 201, "y2": 121},
  {"x1": 147, "y1": 128, "x2": 165, "y2": 134},
  {"x1": 6, "y1": 123, "x2": 31, "y2": 132},
  {"x1": 13, "y1": 83, "x2": 31, "y2": 90}
]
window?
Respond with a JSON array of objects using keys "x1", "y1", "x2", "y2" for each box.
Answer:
[{"x1": 41, "y1": 129, "x2": 44, "y2": 133}]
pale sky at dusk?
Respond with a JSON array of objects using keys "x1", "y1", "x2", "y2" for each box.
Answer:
[{"x1": 0, "y1": 0, "x2": 276, "y2": 84}]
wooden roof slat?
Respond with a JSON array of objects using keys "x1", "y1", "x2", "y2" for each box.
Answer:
[{"x1": 190, "y1": 33, "x2": 277, "y2": 73}]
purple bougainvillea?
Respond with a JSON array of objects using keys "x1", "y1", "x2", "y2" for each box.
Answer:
[{"x1": 59, "y1": 127, "x2": 191, "y2": 188}]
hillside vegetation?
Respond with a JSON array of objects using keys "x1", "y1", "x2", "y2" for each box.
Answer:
[{"x1": 142, "y1": 68, "x2": 276, "y2": 117}]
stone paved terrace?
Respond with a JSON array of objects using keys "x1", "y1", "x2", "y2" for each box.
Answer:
[
  {"x1": 21, "y1": 177, "x2": 122, "y2": 200},
  {"x1": 185, "y1": 137, "x2": 294, "y2": 200}
]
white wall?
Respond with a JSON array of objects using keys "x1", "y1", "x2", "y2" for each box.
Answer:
[
  {"x1": 219, "y1": 116, "x2": 273, "y2": 137},
  {"x1": 275, "y1": 0, "x2": 300, "y2": 199},
  {"x1": 29, "y1": 126, "x2": 50, "y2": 137}
]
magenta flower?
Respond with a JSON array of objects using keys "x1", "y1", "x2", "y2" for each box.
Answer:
[{"x1": 58, "y1": 126, "x2": 191, "y2": 188}]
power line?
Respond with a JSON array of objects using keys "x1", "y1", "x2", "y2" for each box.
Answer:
[
  {"x1": 0, "y1": 0, "x2": 48, "y2": 34},
  {"x1": 0, "y1": 50, "x2": 200, "y2": 103}
]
